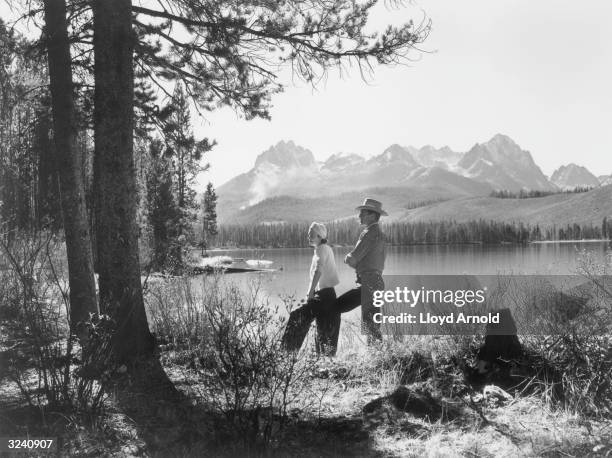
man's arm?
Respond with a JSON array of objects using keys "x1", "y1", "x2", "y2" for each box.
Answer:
[{"x1": 345, "y1": 229, "x2": 376, "y2": 268}]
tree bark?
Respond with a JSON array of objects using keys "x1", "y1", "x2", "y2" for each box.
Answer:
[
  {"x1": 92, "y1": 0, "x2": 154, "y2": 362},
  {"x1": 43, "y1": 0, "x2": 99, "y2": 336}
]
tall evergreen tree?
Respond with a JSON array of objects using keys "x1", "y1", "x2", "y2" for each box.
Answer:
[
  {"x1": 92, "y1": 0, "x2": 155, "y2": 362},
  {"x1": 200, "y1": 182, "x2": 218, "y2": 254},
  {"x1": 0, "y1": 20, "x2": 52, "y2": 232},
  {"x1": 145, "y1": 138, "x2": 181, "y2": 271},
  {"x1": 158, "y1": 82, "x2": 212, "y2": 265},
  {"x1": 43, "y1": 0, "x2": 99, "y2": 337}
]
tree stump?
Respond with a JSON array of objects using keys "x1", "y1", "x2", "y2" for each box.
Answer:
[{"x1": 477, "y1": 308, "x2": 522, "y2": 374}]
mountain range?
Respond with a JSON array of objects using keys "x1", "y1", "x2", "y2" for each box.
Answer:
[{"x1": 217, "y1": 134, "x2": 610, "y2": 224}]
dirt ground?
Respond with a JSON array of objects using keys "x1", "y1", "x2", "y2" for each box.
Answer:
[{"x1": 2, "y1": 355, "x2": 612, "y2": 458}]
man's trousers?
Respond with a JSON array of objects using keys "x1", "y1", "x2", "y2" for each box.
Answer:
[{"x1": 334, "y1": 272, "x2": 384, "y2": 343}]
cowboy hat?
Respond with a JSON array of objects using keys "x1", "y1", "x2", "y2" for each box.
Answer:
[{"x1": 355, "y1": 198, "x2": 388, "y2": 216}]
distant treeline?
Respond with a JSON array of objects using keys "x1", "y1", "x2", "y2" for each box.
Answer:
[
  {"x1": 490, "y1": 187, "x2": 594, "y2": 199},
  {"x1": 403, "y1": 198, "x2": 448, "y2": 209},
  {"x1": 217, "y1": 218, "x2": 612, "y2": 248}
]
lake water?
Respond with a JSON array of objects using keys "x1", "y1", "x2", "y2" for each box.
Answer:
[{"x1": 199, "y1": 242, "x2": 611, "y2": 303}]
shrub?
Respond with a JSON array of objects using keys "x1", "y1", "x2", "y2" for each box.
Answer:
[
  {"x1": 508, "y1": 250, "x2": 612, "y2": 416},
  {"x1": 0, "y1": 230, "x2": 108, "y2": 412},
  {"x1": 145, "y1": 275, "x2": 209, "y2": 348},
  {"x1": 519, "y1": 334, "x2": 612, "y2": 416},
  {"x1": 145, "y1": 275, "x2": 321, "y2": 448}
]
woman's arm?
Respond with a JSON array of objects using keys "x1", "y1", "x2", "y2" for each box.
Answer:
[
  {"x1": 308, "y1": 246, "x2": 325, "y2": 299},
  {"x1": 308, "y1": 268, "x2": 322, "y2": 300}
]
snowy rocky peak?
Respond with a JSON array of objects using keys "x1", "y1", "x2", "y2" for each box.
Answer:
[
  {"x1": 371, "y1": 144, "x2": 420, "y2": 167},
  {"x1": 458, "y1": 134, "x2": 534, "y2": 171},
  {"x1": 457, "y1": 134, "x2": 555, "y2": 191},
  {"x1": 321, "y1": 152, "x2": 365, "y2": 172},
  {"x1": 459, "y1": 143, "x2": 492, "y2": 170},
  {"x1": 414, "y1": 145, "x2": 462, "y2": 168},
  {"x1": 599, "y1": 174, "x2": 612, "y2": 186},
  {"x1": 551, "y1": 164, "x2": 601, "y2": 189},
  {"x1": 254, "y1": 140, "x2": 317, "y2": 170},
  {"x1": 483, "y1": 133, "x2": 535, "y2": 166},
  {"x1": 488, "y1": 133, "x2": 519, "y2": 148}
]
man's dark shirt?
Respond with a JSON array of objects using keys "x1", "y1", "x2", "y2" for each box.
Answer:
[{"x1": 345, "y1": 222, "x2": 385, "y2": 276}]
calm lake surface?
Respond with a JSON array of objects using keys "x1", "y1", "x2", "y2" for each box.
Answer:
[{"x1": 198, "y1": 242, "x2": 611, "y2": 304}]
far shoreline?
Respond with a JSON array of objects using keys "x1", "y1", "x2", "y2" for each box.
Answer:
[
  {"x1": 204, "y1": 239, "x2": 611, "y2": 251},
  {"x1": 530, "y1": 239, "x2": 610, "y2": 244}
]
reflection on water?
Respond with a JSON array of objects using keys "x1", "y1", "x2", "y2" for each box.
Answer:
[{"x1": 198, "y1": 242, "x2": 610, "y2": 303}]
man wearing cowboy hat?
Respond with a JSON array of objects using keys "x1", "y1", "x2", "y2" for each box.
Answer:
[{"x1": 335, "y1": 198, "x2": 387, "y2": 343}]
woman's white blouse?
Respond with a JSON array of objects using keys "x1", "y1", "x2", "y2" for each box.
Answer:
[{"x1": 310, "y1": 243, "x2": 340, "y2": 290}]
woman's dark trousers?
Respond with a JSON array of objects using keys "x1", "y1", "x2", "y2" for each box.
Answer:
[{"x1": 281, "y1": 288, "x2": 340, "y2": 356}]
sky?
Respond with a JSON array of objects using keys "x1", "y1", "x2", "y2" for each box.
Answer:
[
  {"x1": 192, "y1": 0, "x2": 612, "y2": 189},
  {"x1": 2, "y1": 0, "x2": 611, "y2": 189}
]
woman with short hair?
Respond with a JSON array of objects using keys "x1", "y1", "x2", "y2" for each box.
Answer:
[{"x1": 281, "y1": 222, "x2": 340, "y2": 356}]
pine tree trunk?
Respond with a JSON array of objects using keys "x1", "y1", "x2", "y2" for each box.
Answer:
[
  {"x1": 43, "y1": 0, "x2": 98, "y2": 336},
  {"x1": 92, "y1": 0, "x2": 154, "y2": 362}
]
